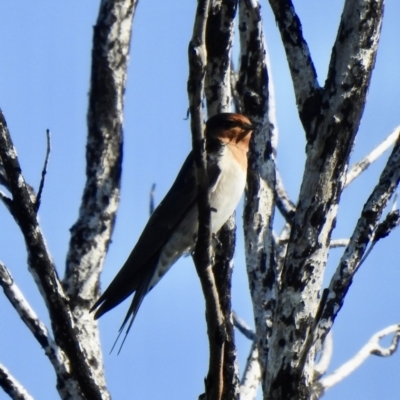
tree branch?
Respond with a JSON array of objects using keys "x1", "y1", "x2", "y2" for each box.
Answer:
[
  {"x1": 213, "y1": 215, "x2": 240, "y2": 400},
  {"x1": 267, "y1": 0, "x2": 320, "y2": 132},
  {"x1": 205, "y1": 0, "x2": 237, "y2": 116},
  {"x1": 239, "y1": 341, "x2": 261, "y2": 400},
  {"x1": 313, "y1": 331, "x2": 333, "y2": 380},
  {"x1": 188, "y1": 1, "x2": 226, "y2": 399},
  {"x1": 63, "y1": 1, "x2": 138, "y2": 394},
  {"x1": 237, "y1": 0, "x2": 275, "y2": 391},
  {"x1": 0, "y1": 262, "x2": 81, "y2": 399},
  {"x1": 345, "y1": 126, "x2": 400, "y2": 187},
  {"x1": 317, "y1": 135, "x2": 400, "y2": 350},
  {"x1": 275, "y1": 170, "x2": 295, "y2": 222},
  {"x1": 267, "y1": 1, "x2": 385, "y2": 397},
  {"x1": 0, "y1": 111, "x2": 103, "y2": 400},
  {"x1": 317, "y1": 325, "x2": 400, "y2": 393},
  {"x1": 35, "y1": 129, "x2": 51, "y2": 212},
  {"x1": 0, "y1": 363, "x2": 34, "y2": 400},
  {"x1": 204, "y1": 2, "x2": 240, "y2": 398},
  {"x1": 233, "y1": 312, "x2": 255, "y2": 341}
]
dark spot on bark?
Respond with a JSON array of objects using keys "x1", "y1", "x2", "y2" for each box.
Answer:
[
  {"x1": 264, "y1": 139, "x2": 273, "y2": 161},
  {"x1": 259, "y1": 251, "x2": 267, "y2": 273},
  {"x1": 263, "y1": 264, "x2": 276, "y2": 288},
  {"x1": 214, "y1": 323, "x2": 226, "y2": 347},
  {"x1": 310, "y1": 203, "x2": 326, "y2": 228},
  {"x1": 281, "y1": 311, "x2": 295, "y2": 327},
  {"x1": 300, "y1": 89, "x2": 322, "y2": 136},
  {"x1": 278, "y1": 337, "x2": 286, "y2": 347}
]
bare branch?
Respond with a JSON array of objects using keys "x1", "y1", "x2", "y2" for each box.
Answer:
[
  {"x1": 62, "y1": 2, "x2": 138, "y2": 395},
  {"x1": 238, "y1": 1, "x2": 275, "y2": 391},
  {"x1": 317, "y1": 136, "x2": 400, "y2": 350},
  {"x1": 0, "y1": 363, "x2": 34, "y2": 400},
  {"x1": 267, "y1": 0, "x2": 320, "y2": 131},
  {"x1": 0, "y1": 160, "x2": 10, "y2": 192},
  {"x1": 0, "y1": 110, "x2": 103, "y2": 399},
  {"x1": 239, "y1": 341, "x2": 261, "y2": 400},
  {"x1": 149, "y1": 183, "x2": 156, "y2": 215},
  {"x1": 205, "y1": 0, "x2": 237, "y2": 116},
  {"x1": 65, "y1": 0, "x2": 137, "y2": 305},
  {"x1": 35, "y1": 129, "x2": 51, "y2": 212},
  {"x1": 213, "y1": 215, "x2": 240, "y2": 400},
  {"x1": 275, "y1": 170, "x2": 295, "y2": 222},
  {"x1": 318, "y1": 325, "x2": 400, "y2": 393},
  {"x1": 330, "y1": 239, "x2": 350, "y2": 248},
  {"x1": 204, "y1": 3, "x2": 242, "y2": 396},
  {"x1": 267, "y1": 1, "x2": 385, "y2": 396},
  {"x1": 313, "y1": 331, "x2": 333, "y2": 379},
  {"x1": 0, "y1": 262, "x2": 82, "y2": 399},
  {"x1": 188, "y1": 1, "x2": 226, "y2": 399},
  {"x1": 372, "y1": 209, "x2": 400, "y2": 242},
  {"x1": 0, "y1": 190, "x2": 13, "y2": 214},
  {"x1": 233, "y1": 312, "x2": 255, "y2": 341},
  {"x1": 345, "y1": 126, "x2": 400, "y2": 187}
]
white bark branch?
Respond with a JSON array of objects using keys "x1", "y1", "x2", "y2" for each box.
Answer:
[
  {"x1": 233, "y1": 312, "x2": 255, "y2": 341},
  {"x1": 205, "y1": 0, "x2": 237, "y2": 116},
  {"x1": 317, "y1": 135, "x2": 400, "y2": 351},
  {"x1": 238, "y1": 2, "x2": 276, "y2": 392},
  {"x1": 0, "y1": 112, "x2": 101, "y2": 400},
  {"x1": 267, "y1": 0, "x2": 320, "y2": 127},
  {"x1": 313, "y1": 331, "x2": 333, "y2": 379},
  {"x1": 266, "y1": 1, "x2": 385, "y2": 397},
  {"x1": 275, "y1": 170, "x2": 295, "y2": 222},
  {"x1": 318, "y1": 325, "x2": 400, "y2": 393},
  {"x1": 0, "y1": 262, "x2": 81, "y2": 399},
  {"x1": 0, "y1": 363, "x2": 34, "y2": 400},
  {"x1": 240, "y1": 341, "x2": 261, "y2": 400},
  {"x1": 330, "y1": 239, "x2": 350, "y2": 248},
  {"x1": 345, "y1": 126, "x2": 400, "y2": 187},
  {"x1": 63, "y1": 1, "x2": 138, "y2": 396}
]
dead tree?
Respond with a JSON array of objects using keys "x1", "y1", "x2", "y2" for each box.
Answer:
[{"x1": 0, "y1": 1, "x2": 399, "y2": 399}]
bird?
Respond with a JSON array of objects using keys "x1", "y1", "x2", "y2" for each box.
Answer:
[{"x1": 91, "y1": 113, "x2": 254, "y2": 350}]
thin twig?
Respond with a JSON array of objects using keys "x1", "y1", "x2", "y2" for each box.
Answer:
[
  {"x1": 233, "y1": 312, "x2": 255, "y2": 341},
  {"x1": 0, "y1": 363, "x2": 34, "y2": 400},
  {"x1": 313, "y1": 331, "x2": 333, "y2": 379},
  {"x1": 345, "y1": 126, "x2": 400, "y2": 187},
  {"x1": 0, "y1": 161, "x2": 10, "y2": 191},
  {"x1": 35, "y1": 129, "x2": 51, "y2": 212},
  {"x1": 330, "y1": 239, "x2": 350, "y2": 248},
  {"x1": 318, "y1": 325, "x2": 400, "y2": 393},
  {"x1": 149, "y1": 183, "x2": 156, "y2": 215},
  {"x1": 0, "y1": 190, "x2": 13, "y2": 213},
  {"x1": 275, "y1": 170, "x2": 296, "y2": 222}
]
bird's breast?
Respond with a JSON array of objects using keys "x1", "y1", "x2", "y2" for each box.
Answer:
[
  {"x1": 149, "y1": 145, "x2": 247, "y2": 291},
  {"x1": 209, "y1": 144, "x2": 247, "y2": 233}
]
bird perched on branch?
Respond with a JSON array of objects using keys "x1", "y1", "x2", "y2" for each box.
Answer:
[{"x1": 91, "y1": 113, "x2": 254, "y2": 349}]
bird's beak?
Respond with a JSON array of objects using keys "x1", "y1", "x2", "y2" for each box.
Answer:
[{"x1": 236, "y1": 124, "x2": 254, "y2": 143}]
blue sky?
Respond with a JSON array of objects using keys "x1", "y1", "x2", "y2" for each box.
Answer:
[{"x1": 0, "y1": 1, "x2": 399, "y2": 399}]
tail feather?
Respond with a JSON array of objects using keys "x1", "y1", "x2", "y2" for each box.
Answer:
[{"x1": 111, "y1": 271, "x2": 153, "y2": 354}]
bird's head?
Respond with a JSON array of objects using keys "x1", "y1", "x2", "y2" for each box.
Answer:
[{"x1": 205, "y1": 113, "x2": 254, "y2": 152}]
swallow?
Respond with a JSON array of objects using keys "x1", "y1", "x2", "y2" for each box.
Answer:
[{"x1": 91, "y1": 113, "x2": 254, "y2": 349}]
